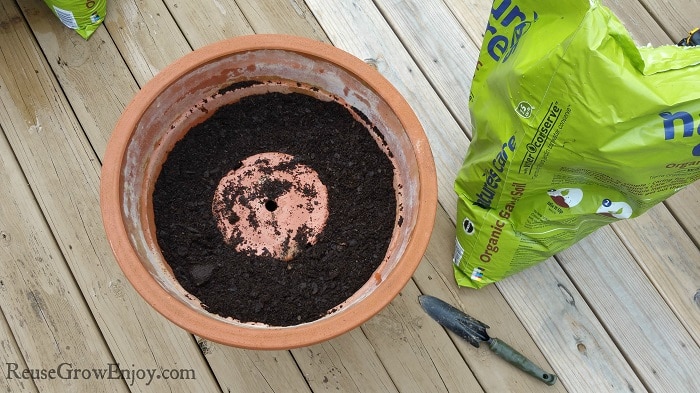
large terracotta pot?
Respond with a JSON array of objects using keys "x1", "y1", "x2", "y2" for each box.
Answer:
[{"x1": 100, "y1": 34, "x2": 437, "y2": 349}]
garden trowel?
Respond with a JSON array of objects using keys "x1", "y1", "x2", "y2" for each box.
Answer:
[{"x1": 418, "y1": 295, "x2": 557, "y2": 386}]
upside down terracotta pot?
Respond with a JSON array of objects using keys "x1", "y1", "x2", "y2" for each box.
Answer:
[{"x1": 100, "y1": 34, "x2": 437, "y2": 349}]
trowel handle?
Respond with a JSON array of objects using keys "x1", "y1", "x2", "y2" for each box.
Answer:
[{"x1": 488, "y1": 338, "x2": 558, "y2": 386}]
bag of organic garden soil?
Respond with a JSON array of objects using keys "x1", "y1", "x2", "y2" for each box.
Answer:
[
  {"x1": 453, "y1": 0, "x2": 700, "y2": 288},
  {"x1": 43, "y1": 0, "x2": 106, "y2": 39}
]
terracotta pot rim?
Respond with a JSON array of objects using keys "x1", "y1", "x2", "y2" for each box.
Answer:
[{"x1": 100, "y1": 34, "x2": 437, "y2": 350}]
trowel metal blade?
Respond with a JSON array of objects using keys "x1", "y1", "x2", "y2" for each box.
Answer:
[{"x1": 418, "y1": 295, "x2": 490, "y2": 348}]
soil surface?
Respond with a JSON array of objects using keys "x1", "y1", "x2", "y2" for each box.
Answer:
[{"x1": 153, "y1": 91, "x2": 397, "y2": 326}]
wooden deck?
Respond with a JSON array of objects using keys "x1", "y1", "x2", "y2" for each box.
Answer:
[{"x1": 1, "y1": 0, "x2": 699, "y2": 391}]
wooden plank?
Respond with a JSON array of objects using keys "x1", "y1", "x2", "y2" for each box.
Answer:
[
  {"x1": 194, "y1": 341, "x2": 312, "y2": 393},
  {"x1": 612, "y1": 206, "x2": 700, "y2": 344},
  {"x1": 635, "y1": 0, "x2": 700, "y2": 42},
  {"x1": 414, "y1": 208, "x2": 569, "y2": 392},
  {"x1": 163, "y1": 0, "x2": 253, "y2": 49},
  {"x1": 0, "y1": 2, "x2": 221, "y2": 392},
  {"x1": 291, "y1": 329, "x2": 399, "y2": 392},
  {"x1": 373, "y1": 0, "x2": 478, "y2": 134},
  {"x1": 235, "y1": 0, "x2": 327, "y2": 39},
  {"x1": 0, "y1": 256, "x2": 39, "y2": 393},
  {"x1": 16, "y1": 1, "x2": 137, "y2": 159},
  {"x1": 666, "y1": 184, "x2": 700, "y2": 248},
  {"x1": 602, "y1": 0, "x2": 669, "y2": 46},
  {"x1": 0, "y1": 130, "x2": 125, "y2": 391},
  {"x1": 103, "y1": 0, "x2": 192, "y2": 86},
  {"x1": 497, "y1": 257, "x2": 648, "y2": 393},
  {"x1": 360, "y1": 280, "x2": 484, "y2": 393},
  {"x1": 439, "y1": 0, "x2": 490, "y2": 48},
  {"x1": 559, "y1": 226, "x2": 700, "y2": 392}
]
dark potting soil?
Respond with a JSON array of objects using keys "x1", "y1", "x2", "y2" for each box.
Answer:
[{"x1": 152, "y1": 91, "x2": 397, "y2": 326}]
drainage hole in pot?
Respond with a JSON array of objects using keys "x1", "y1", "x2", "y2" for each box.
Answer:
[{"x1": 265, "y1": 200, "x2": 278, "y2": 212}]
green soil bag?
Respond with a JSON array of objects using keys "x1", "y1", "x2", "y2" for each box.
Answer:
[
  {"x1": 453, "y1": 0, "x2": 700, "y2": 288},
  {"x1": 44, "y1": 0, "x2": 106, "y2": 40}
]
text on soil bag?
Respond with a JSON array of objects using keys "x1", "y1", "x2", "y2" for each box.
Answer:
[
  {"x1": 475, "y1": 136, "x2": 517, "y2": 209},
  {"x1": 519, "y1": 102, "x2": 562, "y2": 175},
  {"x1": 483, "y1": 0, "x2": 538, "y2": 63},
  {"x1": 660, "y1": 111, "x2": 700, "y2": 156},
  {"x1": 479, "y1": 182, "x2": 526, "y2": 263}
]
